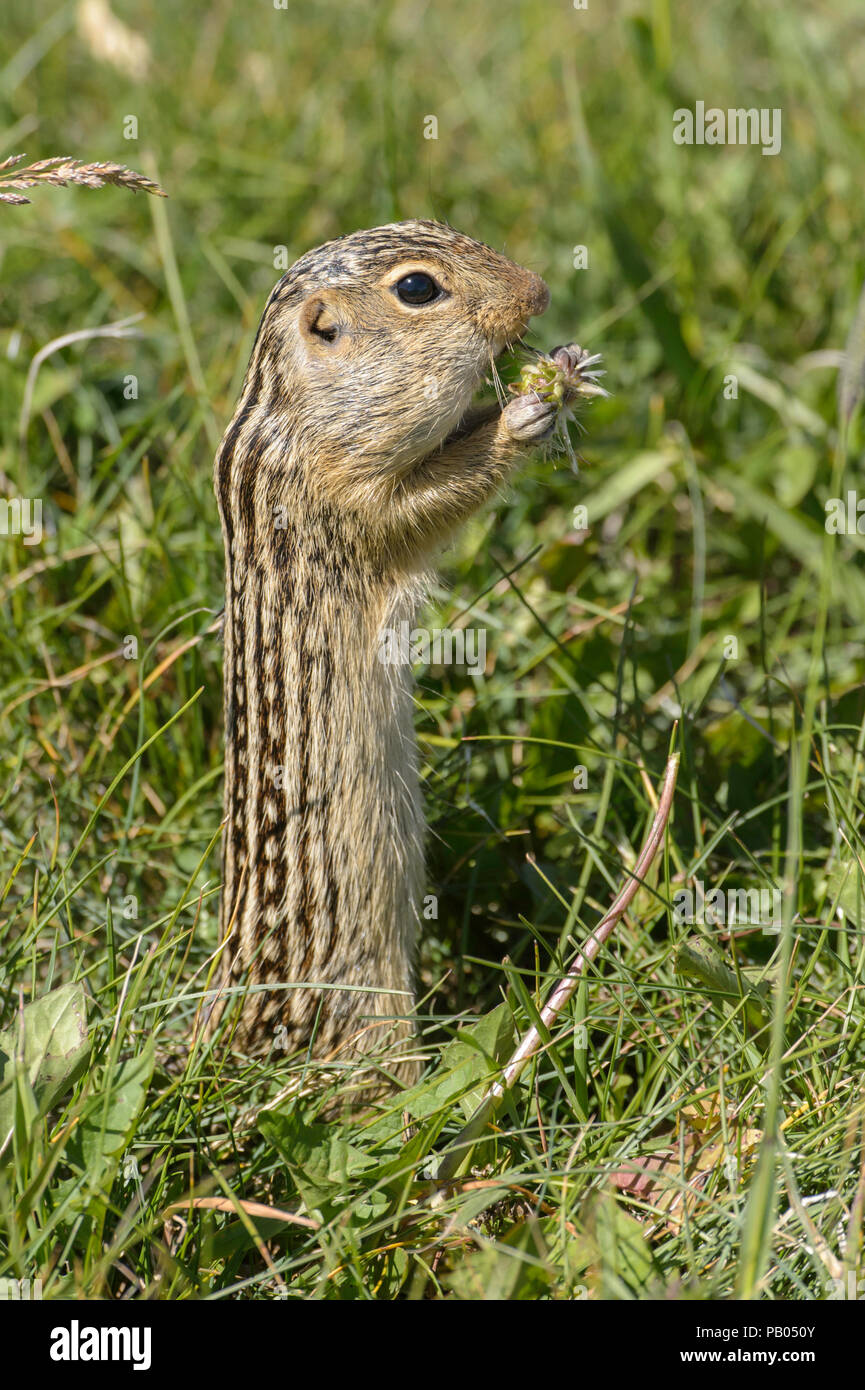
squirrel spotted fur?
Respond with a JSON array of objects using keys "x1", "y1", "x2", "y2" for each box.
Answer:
[{"x1": 210, "y1": 220, "x2": 555, "y2": 1094}]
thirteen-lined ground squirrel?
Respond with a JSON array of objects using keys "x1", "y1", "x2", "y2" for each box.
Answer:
[{"x1": 209, "y1": 219, "x2": 558, "y2": 1095}]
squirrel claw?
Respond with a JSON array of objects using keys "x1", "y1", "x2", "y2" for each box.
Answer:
[{"x1": 503, "y1": 392, "x2": 557, "y2": 443}]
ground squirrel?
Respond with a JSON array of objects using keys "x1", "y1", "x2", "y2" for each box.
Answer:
[{"x1": 210, "y1": 219, "x2": 556, "y2": 1092}]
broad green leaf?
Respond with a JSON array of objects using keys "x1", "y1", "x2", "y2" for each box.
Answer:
[
  {"x1": 0, "y1": 982, "x2": 90, "y2": 1152},
  {"x1": 445, "y1": 1219, "x2": 553, "y2": 1300},
  {"x1": 593, "y1": 1194, "x2": 657, "y2": 1298},
  {"x1": 258, "y1": 1109, "x2": 376, "y2": 1218},
  {"x1": 78, "y1": 1038, "x2": 155, "y2": 1172},
  {"x1": 826, "y1": 850, "x2": 865, "y2": 929},
  {"x1": 676, "y1": 935, "x2": 770, "y2": 1033},
  {"x1": 400, "y1": 1002, "x2": 515, "y2": 1121}
]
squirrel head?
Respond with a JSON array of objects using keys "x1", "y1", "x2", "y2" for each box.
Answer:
[{"x1": 237, "y1": 220, "x2": 548, "y2": 511}]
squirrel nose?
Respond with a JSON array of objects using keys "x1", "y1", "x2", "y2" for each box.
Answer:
[{"x1": 524, "y1": 273, "x2": 550, "y2": 317}]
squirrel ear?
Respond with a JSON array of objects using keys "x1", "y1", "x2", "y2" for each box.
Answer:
[{"x1": 299, "y1": 295, "x2": 343, "y2": 345}]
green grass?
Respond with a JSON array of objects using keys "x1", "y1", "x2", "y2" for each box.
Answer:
[{"x1": 1, "y1": 0, "x2": 864, "y2": 1300}]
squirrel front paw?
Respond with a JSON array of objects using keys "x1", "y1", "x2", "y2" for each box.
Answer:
[{"x1": 501, "y1": 392, "x2": 557, "y2": 443}]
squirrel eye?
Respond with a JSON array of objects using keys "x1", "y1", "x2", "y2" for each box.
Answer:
[{"x1": 394, "y1": 272, "x2": 441, "y2": 305}]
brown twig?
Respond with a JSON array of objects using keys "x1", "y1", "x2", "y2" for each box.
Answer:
[
  {"x1": 162, "y1": 1196, "x2": 318, "y2": 1229},
  {"x1": 427, "y1": 745, "x2": 680, "y2": 1186}
]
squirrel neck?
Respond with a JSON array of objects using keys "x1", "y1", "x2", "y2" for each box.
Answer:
[{"x1": 216, "y1": 431, "x2": 427, "y2": 1055}]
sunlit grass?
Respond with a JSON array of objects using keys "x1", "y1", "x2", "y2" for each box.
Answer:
[{"x1": 0, "y1": 0, "x2": 864, "y2": 1300}]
